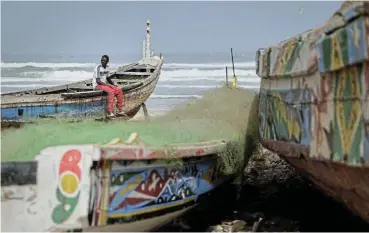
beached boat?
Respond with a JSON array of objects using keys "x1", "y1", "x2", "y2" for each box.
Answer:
[
  {"x1": 1, "y1": 133, "x2": 232, "y2": 232},
  {"x1": 1, "y1": 20, "x2": 163, "y2": 124},
  {"x1": 256, "y1": 1, "x2": 369, "y2": 222}
]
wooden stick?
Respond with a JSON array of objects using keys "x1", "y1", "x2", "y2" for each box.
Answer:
[
  {"x1": 231, "y1": 48, "x2": 235, "y2": 77},
  {"x1": 231, "y1": 48, "x2": 237, "y2": 88},
  {"x1": 226, "y1": 66, "x2": 229, "y2": 87},
  {"x1": 142, "y1": 103, "x2": 149, "y2": 121}
]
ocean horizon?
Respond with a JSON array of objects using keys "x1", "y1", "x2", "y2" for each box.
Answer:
[{"x1": 1, "y1": 52, "x2": 260, "y2": 110}]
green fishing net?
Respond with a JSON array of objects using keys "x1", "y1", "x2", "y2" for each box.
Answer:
[{"x1": 1, "y1": 87, "x2": 260, "y2": 174}]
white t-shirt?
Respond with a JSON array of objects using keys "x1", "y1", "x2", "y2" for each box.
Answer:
[{"x1": 92, "y1": 64, "x2": 110, "y2": 88}]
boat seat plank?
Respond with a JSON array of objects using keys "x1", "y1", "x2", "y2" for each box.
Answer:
[
  {"x1": 114, "y1": 71, "x2": 152, "y2": 76},
  {"x1": 61, "y1": 82, "x2": 143, "y2": 99},
  {"x1": 108, "y1": 63, "x2": 138, "y2": 75},
  {"x1": 61, "y1": 90, "x2": 105, "y2": 99},
  {"x1": 66, "y1": 83, "x2": 94, "y2": 90},
  {"x1": 113, "y1": 79, "x2": 142, "y2": 83}
]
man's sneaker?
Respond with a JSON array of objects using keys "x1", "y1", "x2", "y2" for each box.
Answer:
[
  {"x1": 106, "y1": 113, "x2": 116, "y2": 118},
  {"x1": 116, "y1": 110, "x2": 127, "y2": 117}
]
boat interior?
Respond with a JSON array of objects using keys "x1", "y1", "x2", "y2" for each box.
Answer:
[{"x1": 1, "y1": 63, "x2": 157, "y2": 101}]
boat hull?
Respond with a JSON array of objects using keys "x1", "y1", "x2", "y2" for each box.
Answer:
[
  {"x1": 1, "y1": 139, "x2": 231, "y2": 231},
  {"x1": 1, "y1": 99, "x2": 106, "y2": 120},
  {"x1": 256, "y1": 1, "x2": 369, "y2": 222},
  {"x1": 1, "y1": 59, "x2": 163, "y2": 123}
]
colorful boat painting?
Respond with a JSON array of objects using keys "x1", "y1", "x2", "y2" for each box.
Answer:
[
  {"x1": 1, "y1": 133, "x2": 232, "y2": 232},
  {"x1": 256, "y1": 1, "x2": 369, "y2": 223}
]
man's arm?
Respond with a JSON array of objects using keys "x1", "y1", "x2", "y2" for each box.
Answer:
[
  {"x1": 96, "y1": 65, "x2": 107, "y2": 86},
  {"x1": 106, "y1": 70, "x2": 116, "y2": 86},
  {"x1": 106, "y1": 76, "x2": 115, "y2": 85}
]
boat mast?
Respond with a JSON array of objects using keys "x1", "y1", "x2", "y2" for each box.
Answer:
[
  {"x1": 144, "y1": 19, "x2": 151, "y2": 59},
  {"x1": 142, "y1": 40, "x2": 146, "y2": 59}
]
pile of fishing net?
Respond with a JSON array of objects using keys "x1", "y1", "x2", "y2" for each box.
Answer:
[{"x1": 1, "y1": 87, "x2": 260, "y2": 174}]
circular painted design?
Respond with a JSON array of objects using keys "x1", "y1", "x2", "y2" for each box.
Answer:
[
  {"x1": 52, "y1": 149, "x2": 82, "y2": 224},
  {"x1": 60, "y1": 172, "x2": 79, "y2": 195}
]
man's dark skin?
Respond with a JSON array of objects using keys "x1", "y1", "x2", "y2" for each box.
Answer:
[{"x1": 96, "y1": 55, "x2": 116, "y2": 86}]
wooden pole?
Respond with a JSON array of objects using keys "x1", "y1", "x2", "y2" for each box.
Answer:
[
  {"x1": 231, "y1": 48, "x2": 235, "y2": 76},
  {"x1": 226, "y1": 66, "x2": 228, "y2": 87},
  {"x1": 231, "y1": 48, "x2": 237, "y2": 88},
  {"x1": 142, "y1": 103, "x2": 149, "y2": 121}
]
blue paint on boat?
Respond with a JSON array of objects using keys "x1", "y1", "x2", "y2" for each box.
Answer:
[
  {"x1": 107, "y1": 158, "x2": 227, "y2": 216},
  {"x1": 1, "y1": 99, "x2": 106, "y2": 121}
]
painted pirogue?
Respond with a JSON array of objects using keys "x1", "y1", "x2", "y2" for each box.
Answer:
[
  {"x1": 1, "y1": 133, "x2": 233, "y2": 232},
  {"x1": 1, "y1": 20, "x2": 162, "y2": 126},
  {"x1": 256, "y1": 1, "x2": 369, "y2": 222}
]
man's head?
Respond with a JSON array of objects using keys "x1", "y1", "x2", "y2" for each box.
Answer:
[{"x1": 101, "y1": 55, "x2": 109, "y2": 68}]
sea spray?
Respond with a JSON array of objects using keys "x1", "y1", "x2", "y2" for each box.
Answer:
[
  {"x1": 1, "y1": 87, "x2": 260, "y2": 176},
  {"x1": 1, "y1": 61, "x2": 260, "y2": 96}
]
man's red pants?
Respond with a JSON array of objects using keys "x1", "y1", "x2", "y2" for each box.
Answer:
[{"x1": 96, "y1": 84, "x2": 124, "y2": 113}]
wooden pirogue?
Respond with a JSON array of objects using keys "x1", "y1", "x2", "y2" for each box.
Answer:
[
  {"x1": 256, "y1": 1, "x2": 369, "y2": 222},
  {"x1": 1, "y1": 20, "x2": 163, "y2": 125},
  {"x1": 1, "y1": 133, "x2": 232, "y2": 232}
]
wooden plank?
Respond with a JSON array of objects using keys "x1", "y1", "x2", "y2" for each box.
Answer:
[
  {"x1": 108, "y1": 62, "x2": 139, "y2": 75},
  {"x1": 114, "y1": 79, "x2": 142, "y2": 83},
  {"x1": 61, "y1": 90, "x2": 105, "y2": 98},
  {"x1": 1, "y1": 94, "x2": 63, "y2": 104},
  {"x1": 61, "y1": 82, "x2": 143, "y2": 99},
  {"x1": 67, "y1": 83, "x2": 94, "y2": 90},
  {"x1": 101, "y1": 139, "x2": 227, "y2": 160},
  {"x1": 114, "y1": 71, "x2": 151, "y2": 76},
  {"x1": 20, "y1": 81, "x2": 90, "y2": 95}
]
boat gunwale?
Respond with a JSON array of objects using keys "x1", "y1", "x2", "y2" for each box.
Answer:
[
  {"x1": 262, "y1": 139, "x2": 369, "y2": 168},
  {"x1": 1, "y1": 58, "x2": 164, "y2": 107},
  {"x1": 100, "y1": 139, "x2": 228, "y2": 160},
  {"x1": 0, "y1": 62, "x2": 138, "y2": 96}
]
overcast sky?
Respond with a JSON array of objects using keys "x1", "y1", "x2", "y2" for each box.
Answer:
[{"x1": 1, "y1": 1, "x2": 343, "y2": 57}]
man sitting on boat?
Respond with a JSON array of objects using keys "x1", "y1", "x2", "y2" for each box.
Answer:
[{"x1": 93, "y1": 55, "x2": 125, "y2": 118}]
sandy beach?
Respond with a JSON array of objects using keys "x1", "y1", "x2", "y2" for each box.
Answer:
[{"x1": 129, "y1": 108, "x2": 169, "y2": 121}]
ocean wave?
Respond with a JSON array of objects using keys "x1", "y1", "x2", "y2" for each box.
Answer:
[
  {"x1": 1, "y1": 71, "x2": 91, "y2": 83},
  {"x1": 20, "y1": 70, "x2": 91, "y2": 79},
  {"x1": 163, "y1": 61, "x2": 255, "y2": 69},
  {"x1": 158, "y1": 84, "x2": 260, "y2": 89},
  {"x1": 1, "y1": 83, "x2": 57, "y2": 88},
  {"x1": 1, "y1": 62, "x2": 98, "y2": 69},
  {"x1": 1, "y1": 61, "x2": 261, "y2": 99},
  {"x1": 1, "y1": 81, "x2": 260, "y2": 89},
  {"x1": 150, "y1": 94, "x2": 202, "y2": 99},
  {"x1": 157, "y1": 77, "x2": 261, "y2": 85},
  {"x1": 1, "y1": 68, "x2": 258, "y2": 83},
  {"x1": 1, "y1": 61, "x2": 255, "y2": 70},
  {"x1": 160, "y1": 68, "x2": 256, "y2": 79}
]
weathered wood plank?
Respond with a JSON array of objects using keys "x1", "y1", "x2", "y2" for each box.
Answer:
[
  {"x1": 114, "y1": 79, "x2": 142, "y2": 83},
  {"x1": 61, "y1": 82, "x2": 143, "y2": 99},
  {"x1": 114, "y1": 72, "x2": 151, "y2": 76}
]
